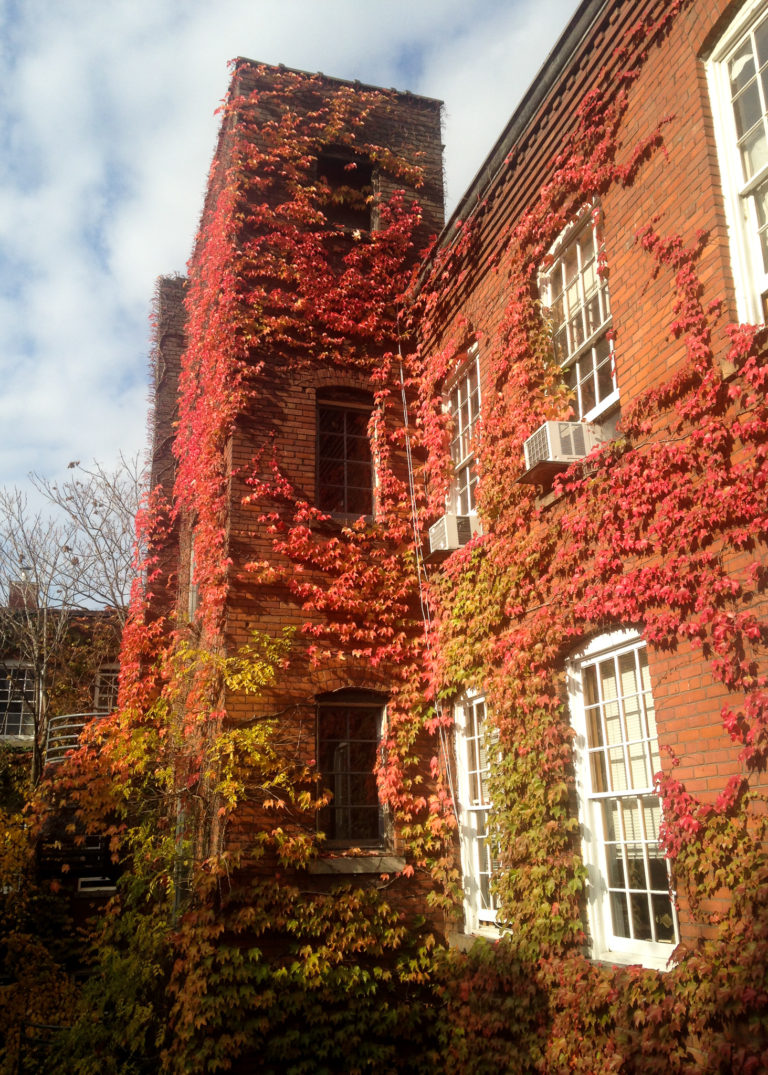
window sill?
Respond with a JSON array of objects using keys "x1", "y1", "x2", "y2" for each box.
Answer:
[
  {"x1": 447, "y1": 926, "x2": 500, "y2": 950},
  {"x1": 329, "y1": 511, "x2": 374, "y2": 526},
  {"x1": 581, "y1": 388, "x2": 620, "y2": 427},
  {"x1": 307, "y1": 853, "x2": 405, "y2": 875},
  {"x1": 589, "y1": 946, "x2": 677, "y2": 972}
]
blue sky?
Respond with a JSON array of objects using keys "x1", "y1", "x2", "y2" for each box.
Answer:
[{"x1": 0, "y1": 0, "x2": 579, "y2": 491}]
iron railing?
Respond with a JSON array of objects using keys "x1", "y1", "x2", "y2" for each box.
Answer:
[{"x1": 44, "y1": 712, "x2": 92, "y2": 765}]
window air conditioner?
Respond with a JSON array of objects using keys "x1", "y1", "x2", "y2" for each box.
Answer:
[
  {"x1": 523, "y1": 421, "x2": 603, "y2": 470},
  {"x1": 428, "y1": 513, "x2": 473, "y2": 554}
]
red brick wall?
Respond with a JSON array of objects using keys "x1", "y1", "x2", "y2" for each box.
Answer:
[
  {"x1": 170, "y1": 63, "x2": 447, "y2": 932},
  {"x1": 416, "y1": 0, "x2": 764, "y2": 948}
]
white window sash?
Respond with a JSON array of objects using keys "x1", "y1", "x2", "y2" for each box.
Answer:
[
  {"x1": 539, "y1": 209, "x2": 618, "y2": 423},
  {"x1": 455, "y1": 694, "x2": 498, "y2": 933},
  {"x1": 445, "y1": 346, "x2": 481, "y2": 516},
  {"x1": 706, "y1": 0, "x2": 768, "y2": 323},
  {"x1": 568, "y1": 630, "x2": 678, "y2": 969}
]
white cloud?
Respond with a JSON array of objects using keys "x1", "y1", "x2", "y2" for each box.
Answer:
[{"x1": 0, "y1": 0, "x2": 580, "y2": 491}]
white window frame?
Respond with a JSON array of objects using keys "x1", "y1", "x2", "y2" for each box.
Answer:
[
  {"x1": 539, "y1": 208, "x2": 618, "y2": 423},
  {"x1": 188, "y1": 528, "x2": 199, "y2": 621},
  {"x1": 707, "y1": 0, "x2": 768, "y2": 323},
  {"x1": 454, "y1": 693, "x2": 498, "y2": 934},
  {"x1": 94, "y1": 665, "x2": 119, "y2": 715},
  {"x1": 446, "y1": 345, "x2": 481, "y2": 517},
  {"x1": 0, "y1": 663, "x2": 36, "y2": 739},
  {"x1": 567, "y1": 630, "x2": 678, "y2": 970}
]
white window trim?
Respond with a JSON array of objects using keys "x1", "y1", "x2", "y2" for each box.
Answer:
[
  {"x1": 567, "y1": 630, "x2": 678, "y2": 970},
  {"x1": 707, "y1": 0, "x2": 768, "y2": 323},
  {"x1": 539, "y1": 207, "x2": 619, "y2": 424},
  {"x1": 445, "y1": 344, "x2": 481, "y2": 518},
  {"x1": 94, "y1": 665, "x2": 119, "y2": 715},
  {"x1": 0, "y1": 662, "x2": 36, "y2": 740},
  {"x1": 188, "y1": 528, "x2": 199, "y2": 621},
  {"x1": 454, "y1": 692, "x2": 498, "y2": 935}
]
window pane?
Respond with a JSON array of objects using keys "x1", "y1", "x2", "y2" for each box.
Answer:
[
  {"x1": 345, "y1": 486, "x2": 371, "y2": 514},
  {"x1": 345, "y1": 411, "x2": 369, "y2": 437},
  {"x1": 590, "y1": 749, "x2": 609, "y2": 794},
  {"x1": 319, "y1": 408, "x2": 344, "y2": 434},
  {"x1": 579, "y1": 359, "x2": 596, "y2": 414},
  {"x1": 653, "y1": 894, "x2": 677, "y2": 942},
  {"x1": 346, "y1": 434, "x2": 371, "y2": 462},
  {"x1": 630, "y1": 893, "x2": 653, "y2": 941},
  {"x1": 648, "y1": 851, "x2": 669, "y2": 892},
  {"x1": 733, "y1": 82, "x2": 762, "y2": 139},
  {"x1": 568, "y1": 311, "x2": 584, "y2": 352},
  {"x1": 605, "y1": 844, "x2": 625, "y2": 888},
  {"x1": 318, "y1": 433, "x2": 344, "y2": 460},
  {"x1": 583, "y1": 663, "x2": 599, "y2": 708},
  {"x1": 741, "y1": 123, "x2": 768, "y2": 178},
  {"x1": 608, "y1": 746, "x2": 627, "y2": 791},
  {"x1": 730, "y1": 39, "x2": 756, "y2": 94},
  {"x1": 756, "y1": 20, "x2": 768, "y2": 68},
  {"x1": 596, "y1": 338, "x2": 614, "y2": 402},
  {"x1": 643, "y1": 796, "x2": 661, "y2": 841},
  {"x1": 610, "y1": 891, "x2": 631, "y2": 939}
]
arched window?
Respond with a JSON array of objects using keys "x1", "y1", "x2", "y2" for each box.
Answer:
[
  {"x1": 316, "y1": 688, "x2": 386, "y2": 847},
  {"x1": 316, "y1": 389, "x2": 374, "y2": 517}
]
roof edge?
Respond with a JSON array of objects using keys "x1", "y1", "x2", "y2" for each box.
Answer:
[
  {"x1": 438, "y1": 0, "x2": 608, "y2": 249},
  {"x1": 232, "y1": 56, "x2": 444, "y2": 108}
]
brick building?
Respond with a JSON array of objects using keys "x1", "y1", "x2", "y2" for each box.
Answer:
[
  {"x1": 413, "y1": 0, "x2": 768, "y2": 971},
  {"x1": 149, "y1": 0, "x2": 768, "y2": 989},
  {"x1": 150, "y1": 60, "x2": 449, "y2": 922}
]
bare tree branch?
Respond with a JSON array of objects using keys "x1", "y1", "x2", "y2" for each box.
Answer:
[
  {"x1": 0, "y1": 458, "x2": 143, "y2": 782},
  {"x1": 30, "y1": 453, "x2": 144, "y2": 626}
]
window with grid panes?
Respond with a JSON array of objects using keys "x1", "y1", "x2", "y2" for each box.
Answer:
[
  {"x1": 708, "y1": 1, "x2": 768, "y2": 322},
  {"x1": 455, "y1": 695, "x2": 497, "y2": 932},
  {"x1": 540, "y1": 211, "x2": 618, "y2": 421},
  {"x1": 317, "y1": 692, "x2": 385, "y2": 846},
  {"x1": 0, "y1": 665, "x2": 35, "y2": 737},
  {"x1": 317, "y1": 399, "x2": 373, "y2": 517},
  {"x1": 448, "y1": 347, "x2": 481, "y2": 515},
  {"x1": 94, "y1": 666, "x2": 119, "y2": 714},
  {"x1": 568, "y1": 632, "x2": 678, "y2": 968}
]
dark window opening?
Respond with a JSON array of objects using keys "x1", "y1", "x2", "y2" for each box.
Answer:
[
  {"x1": 317, "y1": 150, "x2": 373, "y2": 231},
  {"x1": 317, "y1": 691, "x2": 385, "y2": 846},
  {"x1": 317, "y1": 396, "x2": 373, "y2": 516}
]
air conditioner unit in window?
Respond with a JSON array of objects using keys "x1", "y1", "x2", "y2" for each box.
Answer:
[
  {"x1": 523, "y1": 421, "x2": 603, "y2": 470},
  {"x1": 428, "y1": 513, "x2": 473, "y2": 554}
]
